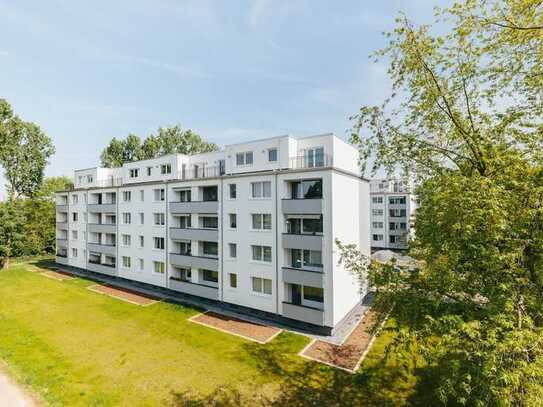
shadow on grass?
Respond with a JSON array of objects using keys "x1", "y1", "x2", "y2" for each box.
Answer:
[{"x1": 169, "y1": 328, "x2": 443, "y2": 407}]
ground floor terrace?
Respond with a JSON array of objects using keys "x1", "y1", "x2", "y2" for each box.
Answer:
[{"x1": 0, "y1": 258, "x2": 438, "y2": 406}]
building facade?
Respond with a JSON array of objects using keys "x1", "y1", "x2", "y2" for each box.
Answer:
[
  {"x1": 56, "y1": 134, "x2": 370, "y2": 335},
  {"x1": 369, "y1": 178, "x2": 417, "y2": 250}
]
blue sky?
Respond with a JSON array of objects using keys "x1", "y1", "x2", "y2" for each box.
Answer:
[{"x1": 0, "y1": 0, "x2": 445, "y2": 198}]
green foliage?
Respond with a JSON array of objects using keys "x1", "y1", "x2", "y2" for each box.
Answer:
[
  {"x1": 341, "y1": 1, "x2": 543, "y2": 405},
  {"x1": 100, "y1": 125, "x2": 218, "y2": 167},
  {"x1": 0, "y1": 177, "x2": 71, "y2": 266},
  {"x1": 0, "y1": 99, "x2": 55, "y2": 198}
]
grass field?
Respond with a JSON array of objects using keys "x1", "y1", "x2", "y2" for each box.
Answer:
[{"x1": 0, "y1": 260, "x2": 426, "y2": 406}]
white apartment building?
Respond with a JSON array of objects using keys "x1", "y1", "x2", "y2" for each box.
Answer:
[
  {"x1": 370, "y1": 178, "x2": 417, "y2": 250},
  {"x1": 55, "y1": 133, "x2": 370, "y2": 335}
]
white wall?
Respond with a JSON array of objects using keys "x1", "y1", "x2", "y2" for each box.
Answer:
[{"x1": 68, "y1": 190, "x2": 88, "y2": 269}]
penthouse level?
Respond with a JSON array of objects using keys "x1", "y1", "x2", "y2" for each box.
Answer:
[{"x1": 55, "y1": 133, "x2": 370, "y2": 335}]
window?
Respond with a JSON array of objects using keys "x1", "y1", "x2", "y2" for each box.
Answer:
[
  {"x1": 87, "y1": 175, "x2": 94, "y2": 183},
  {"x1": 389, "y1": 209, "x2": 407, "y2": 217},
  {"x1": 161, "y1": 164, "x2": 172, "y2": 174},
  {"x1": 179, "y1": 215, "x2": 191, "y2": 229},
  {"x1": 203, "y1": 270, "x2": 218, "y2": 283},
  {"x1": 372, "y1": 209, "x2": 383, "y2": 216},
  {"x1": 236, "y1": 151, "x2": 253, "y2": 166},
  {"x1": 251, "y1": 214, "x2": 272, "y2": 230},
  {"x1": 268, "y1": 148, "x2": 278, "y2": 162},
  {"x1": 303, "y1": 286, "x2": 324, "y2": 303},
  {"x1": 400, "y1": 222, "x2": 407, "y2": 230},
  {"x1": 139, "y1": 212, "x2": 144, "y2": 225},
  {"x1": 304, "y1": 147, "x2": 325, "y2": 167},
  {"x1": 176, "y1": 267, "x2": 191, "y2": 282},
  {"x1": 147, "y1": 167, "x2": 152, "y2": 176},
  {"x1": 201, "y1": 217, "x2": 218, "y2": 229},
  {"x1": 302, "y1": 218, "x2": 322, "y2": 234},
  {"x1": 228, "y1": 184, "x2": 237, "y2": 199},
  {"x1": 202, "y1": 241, "x2": 218, "y2": 257},
  {"x1": 372, "y1": 196, "x2": 383, "y2": 204},
  {"x1": 140, "y1": 190, "x2": 144, "y2": 201},
  {"x1": 122, "y1": 234, "x2": 131, "y2": 246},
  {"x1": 154, "y1": 188, "x2": 165, "y2": 201},
  {"x1": 154, "y1": 237, "x2": 165, "y2": 250},
  {"x1": 72, "y1": 212, "x2": 78, "y2": 222},
  {"x1": 228, "y1": 243, "x2": 237, "y2": 259},
  {"x1": 72, "y1": 230, "x2": 78, "y2": 240},
  {"x1": 389, "y1": 196, "x2": 406, "y2": 205},
  {"x1": 291, "y1": 249, "x2": 322, "y2": 268},
  {"x1": 139, "y1": 259, "x2": 144, "y2": 270},
  {"x1": 153, "y1": 213, "x2": 165, "y2": 226},
  {"x1": 229, "y1": 213, "x2": 237, "y2": 229},
  {"x1": 123, "y1": 191, "x2": 131, "y2": 202},
  {"x1": 177, "y1": 241, "x2": 191, "y2": 255},
  {"x1": 72, "y1": 248, "x2": 78, "y2": 258},
  {"x1": 251, "y1": 245, "x2": 272, "y2": 263},
  {"x1": 129, "y1": 168, "x2": 139, "y2": 178},
  {"x1": 251, "y1": 277, "x2": 272, "y2": 295},
  {"x1": 72, "y1": 195, "x2": 78, "y2": 204},
  {"x1": 290, "y1": 179, "x2": 322, "y2": 199},
  {"x1": 123, "y1": 213, "x2": 131, "y2": 224},
  {"x1": 202, "y1": 186, "x2": 218, "y2": 202},
  {"x1": 372, "y1": 222, "x2": 384, "y2": 229},
  {"x1": 153, "y1": 261, "x2": 165, "y2": 274},
  {"x1": 178, "y1": 189, "x2": 191, "y2": 202},
  {"x1": 251, "y1": 181, "x2": 271, "y2": 198},
  {"x1": 122, "y1": 256, "x2": 131, "y2": 268},
  {"x1": 139, "y1": 235, "x2": 144, "y2": 247},
  {"x1": 373, "y1": 234, "x2": 384, "y2": 241},
  {"x1": 390, "y1": 235, "x2": 398, "y2": 244},
  {"x1": 229, "y1": 273, "x2": 237, "y2": 288}
]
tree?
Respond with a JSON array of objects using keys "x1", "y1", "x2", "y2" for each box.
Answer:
[
  {"x1": 100, "y1": 125, "x2": 218, "y2": 167},
  {"x1": 0, "y1": 99, "x2": 55, "y2": 199},
  {"x1": 342, "y1": 1, "x2": 543, "y2": 405}
]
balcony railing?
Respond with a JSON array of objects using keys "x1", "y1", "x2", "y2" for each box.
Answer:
[
  {"x1": 176, "y1": 166, "x2": 223, "y2": 181},
  {"x1": 289, "y1": 154, "x2": 333, "y2": 170}
]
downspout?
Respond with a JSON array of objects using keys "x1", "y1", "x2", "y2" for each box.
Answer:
[{"x1": 274, "y1": 172, "x2": 279, "y2": 315}]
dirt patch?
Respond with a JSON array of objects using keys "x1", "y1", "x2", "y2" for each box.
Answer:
[
  {"x1": 190, "y1": 311, "x2": 282, "y2": 344},
  {"x1": 301, "y1": 309, "x2": 381, "y2": 372},
  {"x1": 87, "y1": 284, "x2": 159, "y2": 306},
  {"x1": 42, "y1": 270, "x2": 74, "y2": 281}
]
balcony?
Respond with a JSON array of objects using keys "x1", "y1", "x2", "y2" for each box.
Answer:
[
  {"x1": 169, "y1": 253, "x2": 219, "y2": 271},
  {"x1": 88, "y1": 223, "x2": 117, "y2": 234},
  {"x1": 56, "y1": 238, "x2": 68, "y2": 248},
  {"x1": 87, "y1": 243, "x2": 116, "y2": 255},
  {"x1": 88, "y1": 203, "x2": 117, "y2": 213},
  {"x1": 56, "y1": 221, "x2": 69, "y2": 230},
  {"x1": 282, "y1": 302, "x2": 324, "y2": 326},
  {"x1": 56, "y1": 204, "x2": 68, "y2": 212},
  {"x1": 169, "y1": 201, "x2": 218, "y2": 214},
  {"x1": 169, "y1": 277, "x2": 218, "y2": 300},
  {"x1": 282, "y1": 267, "x2": 323, "y2": 288},
  {"x1": 87, "y1": 261, "x2": 117, "y2": 276},
  {"x1": 169, "y1": 227, "x2": 218, "y2": 242},
  {"x1": 176, "y1": 165, "x2": 223, "y2": 181},
  {"x1": 289, "y1": 154, "x2": 333, "y2": 170},
  {"x1": 282, "y1": 233, "x2": 323, "y2": 251},
  {"x1": 282, "y1": 199, "x2": 322, "y2": 214}
]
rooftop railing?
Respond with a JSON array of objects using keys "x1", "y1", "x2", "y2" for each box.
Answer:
[
  {"x1": 177, "y1": 166, "x2": 223, "y2": 181},
  {"x1": 288, "y1": 154, "x2": 333, "y2": 170}
]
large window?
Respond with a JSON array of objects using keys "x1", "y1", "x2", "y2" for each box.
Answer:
[
  {"x1": 202, "y1": 270, "x2": 218, "y2": 283},
  {"x1": 178, "y1": 189, "x2": 191, "y2": 202},
  {"x1": 201, "y1": 216, "x2": 218, "y2": 229},
  {"x1": 252, "y1": 277, "x2": 272, "y2": 295},
  {"x1": 177, "y1": 241, "x2": 191, "y2": 255},
  {"x1": 122, "y1": 234, "x2": 131, "y2": 246},
  {"x1": 291, "y1": 249, "x2": 322, "y2": 269},
  {"x1": 251, "y1": 214, "x2": 272, "y2": 230},
  {"x1": 389, "y1": 209, "x2": 407, "y2": 217},
  {"x1": 372, "y1": 209, "x2": 383, "y2": 216},
  {"x1": 153, "y1": 261, "x2": 165, "y2": 274},
  {"x1": 153, "y1": 212, "x2": 165, "y2": 226},
  {"x1": 372, "y1": 222, "x2": 384, "y2": 229},
  {"x1": 202, "y1": 241, "x2": 218, "y2": 257},
  {"x1": 153, "y1": 188, "x2": 165, "y2": 201},
  {"x1": 202, "y1": 186, "x2": 218, "y2": 202},
  {"x1": 122, "y1": 256, "x2": 131, "y2": 268},
  {"x1": 154, "y1": 237, "x2": 165, "y2": 250},
  {"x1": 373, "y1": 234, "x2": 384, "y2": 241},
  {"x1": 251, "y1": 181, "x2": 271, "y2": 198},
  {"x1": 161, "y1": 163, "x2": 172, "y2": 174},
  {"x1": 372, "y1": 196, "x2": 383, "y2": 204},
  {"x1": 303, "y1": 286, "x2": 324, "y2": 303},
  {"x1": 236, "y1": 151, "x2": 253, "y2": 166},
  {"x1": 304, "y1": 147, "x2": 324, "y2": 167},
  {"x1": 290, "y1": 179, "x2": 322, "y2": 199},
  {"x1": 389, "y1": 196, "x2": 406, "y2": 205},
  {"x1": 286, "y1": 217, "x2": 322, "y2": 234},
  {"x1": 178, "y1": 215, "x2": 191, "y2": 229},
  {"x1": 252, "y1": 245, "x2": 272, "y2": 263}
]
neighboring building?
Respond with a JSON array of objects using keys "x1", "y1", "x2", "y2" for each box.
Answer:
[
  {"x1": 55, "y1": 133, "x2": 370, "y2": 335},
  {"x1": 369, "y1": 178, "x2": 417, "y2": 250}
]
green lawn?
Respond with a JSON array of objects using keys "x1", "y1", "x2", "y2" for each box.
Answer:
[{"x1": 0, "y1": 260, "x2": 423, "y2": 406}]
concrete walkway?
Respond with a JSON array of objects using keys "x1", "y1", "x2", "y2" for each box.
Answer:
[{"x1": 0, "y1": 371, "x2": 36, "y2": 406}]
